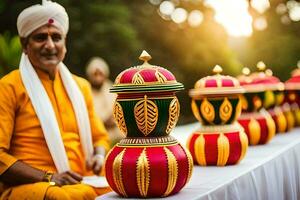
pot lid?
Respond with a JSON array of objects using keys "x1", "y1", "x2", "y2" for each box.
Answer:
[
  {"x1": 110, "y1": 51, "x2": 184, "y2": 93},
  {"x1": 189, "y1": 65, "x2": 244, "y2": 97}
]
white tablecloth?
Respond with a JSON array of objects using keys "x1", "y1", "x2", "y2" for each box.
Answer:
[{"x1": 96, "y1": 123, "x2": 300, "y2": 200}]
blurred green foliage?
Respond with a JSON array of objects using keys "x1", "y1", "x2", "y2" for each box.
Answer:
[
  {"x1": 0, "y1": 32, "x2": 21, "y2": 77},
  {"x1": 0, "y1": 0, "x2": 299, "y2": 123}
]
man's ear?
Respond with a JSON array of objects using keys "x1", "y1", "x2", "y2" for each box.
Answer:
[{"x1": 20, "y1": 37, "x2": 28, "y2": 54}]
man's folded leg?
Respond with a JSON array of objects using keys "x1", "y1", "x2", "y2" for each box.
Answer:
[{"x1": 0, "y1": 183, "x2": 100, "y2": 200}]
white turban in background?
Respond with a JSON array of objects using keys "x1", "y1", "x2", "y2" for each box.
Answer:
[
  {"x1": 86, "y1": 57, "x2": 110, "y2": 78},
  {"x1": 17, "y1": 1, "x2": 69, "y2": 37}
]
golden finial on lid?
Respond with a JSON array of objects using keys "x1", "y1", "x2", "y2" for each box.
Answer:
[
  {"x1": 265, "y1": 69, "x2": 273, "y2": 76},
  {"x1": 139, "y1": 50, "x2": 152, "y2": 63},
  {"x1": 213, "y1": 65, "x2": 223, "y2": 74},
  {"x1": 257, "y1": 61, "x2": 266, "y2": 71},
  {"x1": 242, "y1": 67, "x2": 250, "y2": 76}
]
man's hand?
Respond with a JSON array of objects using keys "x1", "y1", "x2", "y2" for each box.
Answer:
[
  {"x1": 86, "y1": 146, "x2": 106, "y2": 175},
  {"x1": 51, "y1": 171, "x2": 82, "y2": 186},
  {"x1": 86, "y1": 154, "x2": 105, "y2": 175}
]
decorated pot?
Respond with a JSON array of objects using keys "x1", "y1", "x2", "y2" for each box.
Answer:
[
  {"x1": 237, "y1": 64, "x2": 277, "y2": 142},
  {"x1": 105, "y1": 51, "x2": 193, "y2": 198},
  {"x1": 189, "y1": 65, "x2": 243, "y2": 125},
  {"x1": 188, "y1": 65, "x2": 248, "y2": 166},
  {"x1": 238, "y1": 110, "x2": 276, "y2": 145},
  {"x1": 187, "y1": 123, "x2": 248, "y2": 166},
  {"x1": 285, "y1": 67, "x2": 300, "y2": 127}
]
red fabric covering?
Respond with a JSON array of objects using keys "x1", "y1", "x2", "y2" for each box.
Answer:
[
  {"x1": 222, "y1": 79, "x2": 235, "y2": 87},
  {"x1": 205, "y1": 79, "x2": 218, "y2": 88},
  {"x1": 119, "y1": 68, "x2": 139, "y2": 83},
  {"x1": 226, "y1": 132, "x2": 242, "y2": 164},
  {"x1": 204, "y1": 134, "x2": 219, "y2": 165}
]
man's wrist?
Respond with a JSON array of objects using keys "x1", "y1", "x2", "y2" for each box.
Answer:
[{"x1": 42, "y1": 171, "x2": 56, "y2": 185}]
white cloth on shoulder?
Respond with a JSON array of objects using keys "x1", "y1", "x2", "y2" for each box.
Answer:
[
  {"x1": 17, "y1": 0, "x2": 69, "y2": 37},
  {"x1": 19, "y1": 53, "x2": 94, "y2": 173}
]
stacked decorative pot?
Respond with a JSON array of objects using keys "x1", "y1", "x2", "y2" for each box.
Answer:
[
  {"x1": 105, "y1": 51, "x2": 193, "y2": 198},
  {"x1": 237, "y1": 64, "x2": 276, "y2": 145},
  {"x1": 285, "y1": 67, "x2": 300, "y2": 127},
  {"x1": 187, "y1": 65, "x2": 248, "y2": 166}
]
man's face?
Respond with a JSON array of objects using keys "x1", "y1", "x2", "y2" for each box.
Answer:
[
  {"x1": 22, "y1": 24, "x2": 66, "y2": 73},
  {"x1": 90, "y1": 69, "x2": 106, "y2": 87}
]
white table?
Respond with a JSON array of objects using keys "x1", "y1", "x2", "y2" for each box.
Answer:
[{"x1": 97, "y1": 123, "x2": 300, "y2": 200}]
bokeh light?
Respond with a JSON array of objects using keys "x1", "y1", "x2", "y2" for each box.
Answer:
[
  {"x1": 205, "y1": 0, "x2": 253, "y2": 37},
  {"x1": 276, "y1": 3, "x2": 287, "y2": 15},
  {"x1": 159, "y1": 1, "x2": 175, "y2": 16},
  {"x1": 171, "y1": 8, "x2": 188, "y2": 24},
  {"x1": 253, "y1": 16, "x2": 268, "y2": 31},
  {"x1": 188, "y1": 10, "x2": 203, "y2": 27},
  {"x1": 251, "y1": 0, "x2": 270, "y2": 14}
]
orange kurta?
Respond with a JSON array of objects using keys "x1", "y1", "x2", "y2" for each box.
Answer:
[{"x1": 0, "y1": 69, "x2": 110, "y2": 198}]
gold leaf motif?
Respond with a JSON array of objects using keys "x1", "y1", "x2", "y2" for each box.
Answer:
[
  {"x1": 248, "y1": 118, "x2": 261, "y2": 145},
  {"x1": 134, "y1": 95, "x2": 158, "y2": 136},
  {"x1": 200, "y1": 98, "x2": 215, "y2": 124},
  {"x1": 163, "y1": 147, "x2": 178, "y2": 197},
  {"x1": 132, "y1": 73, "x2": 145, "y2": 84},
  {"x1": 234, "y1": 96, "x2": 242, "y2": 119},
  {"x1": 113, "y1": 149, "x2": 127, "y2": 197},
  {"x1": 155, "y1": 70, "x2": 168, "y2": 83},
  {"x1": 217, "y1": 133, "x2": 229, "y2": 166},
  {"x1": 191, "y1": 100, "x2": 202, "y2": 122},
  {"x1": 219, "y1": 97, "x2": 233, "y2": 123},
  {"x1": 113, "y1": 101, "x2": 128, "y2": 136},
  {"x1": 136, "y1": 148, "x2": 150, "y2": 197},
  {"x1": 166, "y1": 97, "x2": 180, "y2": 134},
  {"x1": 184, "y1": 146, "x2": 193, "y2": 183},
  {"x1": 194, "y1": 134, "x2": 206, "y2": 166},
  {"x1": 237, "y1": 131, "x2": 248, "y2": 163}
]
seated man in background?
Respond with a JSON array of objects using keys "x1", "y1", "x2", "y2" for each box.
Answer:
[
  {"x1": 86, "y1": 57, "x2": 124, "y2": 146},
  {"x1": 0, "y1": 1, "x2": 110, "y2": 199}
]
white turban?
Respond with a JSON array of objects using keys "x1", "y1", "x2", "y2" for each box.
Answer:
[
  {"x1": 17, "y1": 1, "x2": 69, "y2": 37},
  {"x1": 86, "y1": 57, "x2": 110, "y2": 78}
]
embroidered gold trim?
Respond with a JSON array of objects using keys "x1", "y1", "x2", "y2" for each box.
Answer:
[
  {"x1": 163, "y1": 147, "x2": 178, "y2": 197},
  {"x1": 235, "y1": 96, "x2": 242, "y2": 119},
  {"x1": 132, "y1": 73, "x2": 145, "y2": 84},
  {"x1": 200, "y1": 98, "x2": 215, "y2": 123},
  {"x1": 113, "y1": 149, "x2": 127, "y2": 197},
  {"x1": 191, "y1": 100, "x2": 202, "y2": 122},
  {"x1": 119, "y1": 136, "x2": 177, "y2": 145},
  {"x1": 113, "y1": 101, "x2": 127, "y2": 135},
  {"x1": 184, "y1": 146, "x2": 193, "y2": 183},
  {"x1": 166, "y1": 97, "x2": 180, "y2": 134},
  {"x1": 136, "y1": 148, "x2": 150, "y2": 197},
  {"x1": 219, "y1": 97, "x2": 233, "y2": 123},
  {"x1": 155, "y1": 70, "x2": 168, "y2": 83},
  {"x1": 216, "y1": 133, "x2": 229, "y2": 166},
  {"x1": 237, "y1": 131, "x2": 248, "y2": 163},
  {"x1": 134, "y1": 95, "x2": 158, "y2": 136},
  {"x1": 194, "y1": 134, "x2": 206, "y2": 166},
  {"x1": 248, "y1": 118, "x2": 260, "y2": 145}
]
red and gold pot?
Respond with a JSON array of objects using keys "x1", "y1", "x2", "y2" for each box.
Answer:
[
  {"x1": 188, "y1": 65, "x2": 248, "y2": 166},
  {"x1": 187, "y1": 123, "x2": 248, "y2": 166},
  {"x1": 105, "y1": 51, "x2": 193, "y2": 198},
  {"x1": 238, "y1": 110, "x2": 275, "y2": 145}
]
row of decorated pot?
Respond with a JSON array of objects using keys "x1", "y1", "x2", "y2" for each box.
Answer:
[{"x1": 104, "y1": 51, "x2": 299, "y2": 198}]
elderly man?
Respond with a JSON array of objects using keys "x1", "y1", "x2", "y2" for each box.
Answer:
[
  {"x1": 0, "y1": 1, "x2": 110, "y2": 199},
  {"x1": 86, "y1": 57, "x2": 124, "y2": 145}
]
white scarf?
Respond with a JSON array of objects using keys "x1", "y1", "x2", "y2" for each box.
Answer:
[{"x1": 19, "y1": 53, "x2": 93, "y2": 173}]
